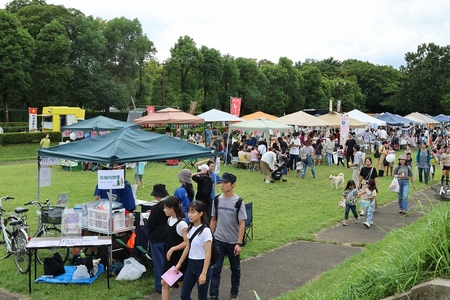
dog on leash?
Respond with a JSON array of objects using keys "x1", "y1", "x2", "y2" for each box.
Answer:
[
  {"x1": 329, "y1": 173, "x2": 345, "y2": 189},
  {"x1": 295, "y1": 161, "x2": 303, "y2": 177}
]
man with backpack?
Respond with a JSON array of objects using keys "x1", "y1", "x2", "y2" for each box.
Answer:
[{"x1": 209, "y1": 172, "x2": 247, "y2": 300}]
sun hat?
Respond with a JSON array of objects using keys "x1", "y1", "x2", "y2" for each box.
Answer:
[
  {"x1": 151, "y1": 184, "x2": 169, "y2": 197},
  {"x1": 177, "y1": 169, "x2": 192, "y2": 184},
  {"x1": 398, "y1": 155, "x2": 407, "y2": 160}
]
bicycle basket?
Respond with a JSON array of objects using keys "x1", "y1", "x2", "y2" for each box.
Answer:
[{"x1": 41, "y1": 207, "x2": 64, "y2": 224}]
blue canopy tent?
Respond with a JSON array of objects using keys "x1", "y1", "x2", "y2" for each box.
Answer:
[
  {"x1": 434, "y1": 114, "x2": 450, "y2": 123},
  {"x1": 377, "y1": 112, "x2": 414, "y2": 126}
]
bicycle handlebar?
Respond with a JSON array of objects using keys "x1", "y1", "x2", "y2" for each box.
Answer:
[
  {"x1": 24, "y1": 199, "x2": 50, "y2": 207},
  {"x1": 0, "y1": 196, "x2": 14, "y2": 201}
]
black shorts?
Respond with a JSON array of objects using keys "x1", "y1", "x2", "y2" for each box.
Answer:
[{"x1": 443, "y1": 166, "x2": 450, "y2": 171}]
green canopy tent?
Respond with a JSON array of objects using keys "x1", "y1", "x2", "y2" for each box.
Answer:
[
  {"x1": 61, "y1": 115, "x2": 140, "y2": 132},
  {"x1": 38, "y1": 127, "x2": 214, "y2": 164}
]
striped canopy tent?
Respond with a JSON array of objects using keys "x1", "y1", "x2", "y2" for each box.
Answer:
[{"x1": 240, "y1": 111, "x2": 277, "y2": 120}]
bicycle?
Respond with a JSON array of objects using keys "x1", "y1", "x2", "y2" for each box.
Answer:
[
  {"x1": 0, "y1": 196, "x2": 30, "y2": 274},
  {"x1": 24, "y1": 199, "x2": 69, "y2": 264}
]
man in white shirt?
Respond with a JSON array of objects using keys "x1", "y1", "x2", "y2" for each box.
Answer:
[
  {"x1": 379, "y1": 127, "x2": 387, "y2": 142},
  {"x1": 260, "y1": 151, "x2": 277, "y2": 183},
  {"x1": 288, "y1": 132, "x2": 301, "y2": 171}
]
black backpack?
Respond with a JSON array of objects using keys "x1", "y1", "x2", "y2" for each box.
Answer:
[{"x1": 44, "y1": 252, "x2": 65, "y2": 276}]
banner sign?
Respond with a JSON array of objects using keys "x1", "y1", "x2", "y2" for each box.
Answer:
[
  {"x1": 29, "y1": 107, "x2": 38, "y2": 132},
  {"x1": 230, "y1": 97, "x2": 242, "y2": 117},
  {"x1": 146, "y1": 106, "x2": 155, "y2": 115},
  {"x1": 189, "y1": 101, "x2": 197, "y2": 115},
  {"x1": 340, "y1": 113, "x2": 349, "y2": 146},
  {"x1": 98, "y1": 170, "x2": 125, "y2": 190}
]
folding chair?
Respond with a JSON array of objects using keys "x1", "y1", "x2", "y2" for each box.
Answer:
[{"x1": 243, "y1": 202, "x2": 253, "y2": 245}]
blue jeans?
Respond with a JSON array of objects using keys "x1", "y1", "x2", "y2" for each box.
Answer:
[
  {"x1": 209, "y1": 240, "x2": 241, "y2": 298},
  {"x1": 150, "y1": 242, "x2": 166, "y2": 292},
  {"x1": 366, "y1": 201, "x2": 375, "y2": 224},
  {"x1": 326, "y1": 152, "x2": 333, "y2": 166},
  {"x1": 180, "y1": 259, "x2": 211, "y2": 300},
  {"x1": 398, "y1": 179, "x2": 410, "y2": 211},
  {"x1": 344, "y1": 204, "x2": 358, "y2": 220},
  {"x1": 302, "y1": 155, "x2": 316, "y2": 179},
  {"x1": 418, "y1": 166, "x2": 429, "y2": 184},
  {"x1": 288, "y1": 154, "x2": 299, "y2": 170}
]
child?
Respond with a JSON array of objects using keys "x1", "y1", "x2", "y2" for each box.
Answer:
[
  {"x1": 177, "y1": 201, "x2": 212, "y2": 300},
  {"x1": 161, "y1": 196, "x2": 189, "y2": 300},
  {"x1": 250, "y1": 146, "x2": 259, "y2": 170},
  {"x1": 337, "y1": 145, "x2": 345, "y2": 167},
  {"x1": 359, "y1": 179, "x2": 378, "y2": 228},
  {"x1": 314, "y1": 141, "x2": 323, "y2": 166},
  {"x1": 341, "y1": 180, "x2": 360, "y2": 226},
  {"x1": 386, "y1": 144, "x2": 396, "y2": 176},
  {"x1": 430, "y1": 149, "x2": 438, "y2": 180},
  {"x1": 405, "y1": 152, "x2": 413, "y2": 167}
]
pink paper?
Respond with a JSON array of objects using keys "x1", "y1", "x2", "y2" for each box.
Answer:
[{"x1": 161, "y1": 266, "x2": 183, "y2": 286}]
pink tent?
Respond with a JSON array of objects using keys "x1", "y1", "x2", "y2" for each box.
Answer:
[{"x1": 133, "y1": 108, "x2": 205, "y2": 125}]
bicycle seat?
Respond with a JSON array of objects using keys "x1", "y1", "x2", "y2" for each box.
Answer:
[
  {"x1": 15, "y1": 207, "x2": 29, "y2": 214},
  {"x1": 9, "y1": 219, "x2": 22, "y2": 226}
]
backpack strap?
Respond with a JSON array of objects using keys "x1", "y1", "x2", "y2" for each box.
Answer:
[
  {"x1": 214, "y1": 194, "x2": 243, "y2": 224},
  {"x1": 213, "y1": 194, "x2": 220, "y2": 220},
  {"x1": 188, "y1": 225, "x2": 205, "y2": 246}
]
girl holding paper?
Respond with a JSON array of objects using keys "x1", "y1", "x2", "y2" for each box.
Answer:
[{"x1": 161, "y1": 196, "x2": 189, "y2": 300}]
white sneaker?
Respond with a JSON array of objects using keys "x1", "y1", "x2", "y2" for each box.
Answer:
[
  {"x1": 363, "y1": 222, "x2": 371, "y2": 228},
  {"x1": 360, "y1": 211, "x2": 366, "y2": 216},
  {"x1": 355, "y1": 218, "x2": 359, "y2": 224},
  {"x1": 265, "y1": 179, "x2": 271, "y2": 184}
]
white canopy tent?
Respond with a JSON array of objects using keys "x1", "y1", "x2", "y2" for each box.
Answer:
[
  {"x1": 196, "y1": 109, "x2": 242, "y2": 122},
  {"x1": 229, "y1": 118, "x2": 292, "y2": 136},
  {"x1": 347, "y1": 109, "x2": 386, "y2": 127},
  {"x1": 276, "y1": 110, "x2": 331, "y2": 127}
]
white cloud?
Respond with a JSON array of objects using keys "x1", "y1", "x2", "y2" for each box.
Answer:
[{"x1": 2, "y1": 0, "x2": 450, "y2": 68}]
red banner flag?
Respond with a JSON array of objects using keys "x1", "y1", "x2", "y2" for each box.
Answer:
[
  {"x1": 146, "y1": 106, "x2": 155, "y2": 115},
  {"x1": 29, "y1": 107, "x2": 38, "y2": 132},
  {"x1": 230, "y1": 97, "x2": 242, "y2": 117}
]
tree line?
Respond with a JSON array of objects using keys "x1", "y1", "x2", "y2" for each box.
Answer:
[{"x1": 1, "y1": 0, "x2": 450, "y2": 122}]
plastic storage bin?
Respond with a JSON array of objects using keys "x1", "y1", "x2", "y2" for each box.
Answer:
[{"x1": 87, "y1": 208, "x2": 126, "y2": 233}]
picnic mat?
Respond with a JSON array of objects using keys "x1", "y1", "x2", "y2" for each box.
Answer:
[{"x1": 35, "y1": 264, "x2": 104, "y2": 284}]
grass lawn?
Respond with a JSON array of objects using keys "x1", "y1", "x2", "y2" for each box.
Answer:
[{"x1": 0, "y1": 145, "x2": 435, "y2": 300}]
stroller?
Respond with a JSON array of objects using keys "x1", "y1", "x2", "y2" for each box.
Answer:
[{"x1": 271, "y1": 161, "x2": 288, "y2": 182}]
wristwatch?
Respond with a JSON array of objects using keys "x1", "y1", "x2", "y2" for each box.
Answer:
[{"x1": 237, "y1": 242, "x2": 243, "y2": 246}]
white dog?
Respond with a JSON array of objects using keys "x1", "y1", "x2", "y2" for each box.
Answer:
[
  {"x1": 329, "y1": 173, "x2": 345, "y2": 189},
  {"x1": 295, "y1": 161, "x2": 303, "y2": 177}
]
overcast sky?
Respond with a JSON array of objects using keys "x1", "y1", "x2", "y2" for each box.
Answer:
[{"x1": 2, "y1": 0, "x2": 450, "y2": 69}]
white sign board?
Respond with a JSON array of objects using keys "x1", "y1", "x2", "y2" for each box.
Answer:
[
  {"x1": 39, "y1": 166, "x2": 52, "y2": 187},
  {"x1": 40, "y1": 157, "x2": 60, "y2": 166},
  {"x1": 97, "y1": 169, "x2": 125, "y2": 190}
]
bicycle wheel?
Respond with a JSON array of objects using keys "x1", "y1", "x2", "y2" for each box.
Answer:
[
  {"x1": 36, "y1": 227, "x2": 69, "y2": 265},
  {"x1": 0, "y1": 227, "x2": 12, "y2": 259},
  {"x1": 12, "y1": 228, "x2": 30, "y2": 274}
]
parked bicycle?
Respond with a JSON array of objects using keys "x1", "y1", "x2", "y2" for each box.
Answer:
[
  {"x1": 0, "y1": 196, "x2": 30, "y2": 274},
  {"x1": 24, "y1": 199, "x2": 69, "y2": 264}
]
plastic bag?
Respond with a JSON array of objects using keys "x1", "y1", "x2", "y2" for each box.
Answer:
[
  {"x1": 338, "y1": 200, "x2": 345, "y2": 208},
  {"x1": 389, "y1": 177, "x2": 400, "y2": 193},
  {"x1": 116, "y1": 257, "x2": 146, "y2": 281},
  {"x1": 73, "y1": 265, "x2": 90, "y2": 280}
]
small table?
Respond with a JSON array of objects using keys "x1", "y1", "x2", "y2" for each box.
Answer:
[{"x1": 26, "y1": 236, "x2": 112, "y2": 294}]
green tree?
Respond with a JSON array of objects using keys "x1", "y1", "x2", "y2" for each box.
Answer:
[
  {"x1": 300, "y1": 65, "x2": 328, "y2": 109},
  {"x1": 5, "y1": 0, "x2": 46, "y2": 13},
  {"x1": 0, "y1": 9, "x2": 34, "y2": 122},
  {"x1": 167, "y1": 36, "x2": 201, "y2": 111},
  {"x1": 103, "y1": 17, "x2": 156, "y2": 111},
  {"x1": 235, "y1": 58, "x2": 265, "y2": 115},
  {"x1": 218, "y1": 54, "x2": 239, "y2": 112},
  {"x1": 398, "y1": 43, "x2": 450, "y2": 114},
  {"x1": 31, "y1": 19, "x2": 72, "y2": 106},
  {"x1": 278, "y1": 57, "x2": 304, "y2": 114},
  {"x1": 198, "y1": 46, "x2": 223, "y2": 111}
]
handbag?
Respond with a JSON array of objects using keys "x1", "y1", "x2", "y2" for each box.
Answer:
[
  {"x1": 374, "y1": 148, "x2": 380, "y2": 158},
  {"x1": 44, "y1": 252, "x2": 66, "y2": 276},
  {"x1": 389, "y1": 177, "x2": 400, "y2": 193}
]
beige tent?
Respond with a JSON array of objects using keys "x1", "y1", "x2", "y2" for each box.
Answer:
[
  {"x1": 276, "y1": 111, "x2": 331, "y2": 127},
  {"x1": 318, "y1": 112, "x2": 367, "y2": 128},
  {"x1": 240, "y1": 111, "x2": 277, "y2": 120},
  {"x1": 404, "y1": 112, "x2": 441, "y2": 125},
  {"x1": 133, "y1": 108, "x2": 205, "y2": 125}
]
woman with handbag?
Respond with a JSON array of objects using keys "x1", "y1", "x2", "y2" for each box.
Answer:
[
  {"x1": 393, "y1": 155, "x2": 416, "y2": 214},
  {"x1": 375, "y1": 141, "x2": 388, "y2": 177}
]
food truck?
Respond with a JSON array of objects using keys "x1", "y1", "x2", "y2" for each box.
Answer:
[{"x1": 40, "y1": 106, "x2": 85, "y2": 132}]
